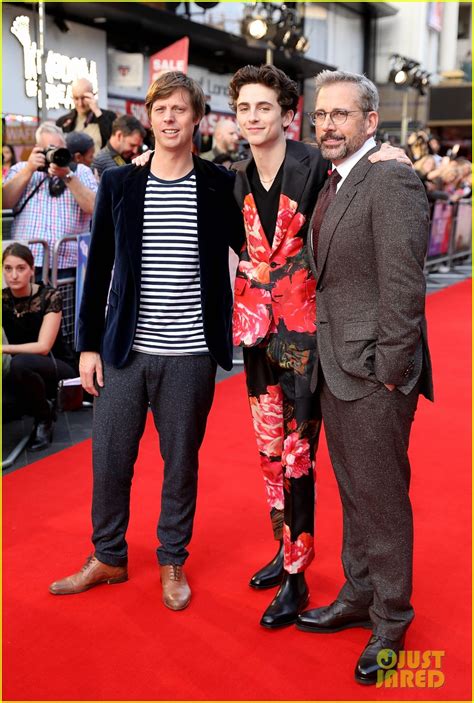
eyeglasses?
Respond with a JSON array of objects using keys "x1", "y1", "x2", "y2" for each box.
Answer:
[{"x1": 307, "y1": 109, "x2": 367, "y2": 126}]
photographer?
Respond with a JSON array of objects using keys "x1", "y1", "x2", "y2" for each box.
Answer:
[{"x1": 2, "y1": 122, "x2": 97, "y2": 278}]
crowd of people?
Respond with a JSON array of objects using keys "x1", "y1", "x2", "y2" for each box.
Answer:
[
  {"x1": 414, "y1": 153, "x2": 472, "y2": 202},
  {"x1": 0, "y1": 65, "x2": 469, "y2": 687}
]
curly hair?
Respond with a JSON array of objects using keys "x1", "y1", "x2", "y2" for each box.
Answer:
[{"x1": 228, "y1": 64, "x2": 299, "y2": 115}]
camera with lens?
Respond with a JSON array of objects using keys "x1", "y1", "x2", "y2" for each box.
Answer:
[{"x1": 38, "y1": 145, "x2": 72, "y2": 172}]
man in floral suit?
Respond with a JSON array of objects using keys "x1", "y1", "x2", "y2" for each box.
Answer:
[{"x1": 228, "y1": 65, "x2": 408, "y2": 628}]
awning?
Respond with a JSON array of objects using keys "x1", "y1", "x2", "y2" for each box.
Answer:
[{"x1": 27, "y1": 1, "x2": 335, "y2": 80}]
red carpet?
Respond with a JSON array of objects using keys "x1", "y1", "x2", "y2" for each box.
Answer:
[{"x1": 3, "y1": 280, "x2": 471, "y2": 701}]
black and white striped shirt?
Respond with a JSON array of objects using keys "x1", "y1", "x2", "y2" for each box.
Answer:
[{"x1": 132, "y1": 170, "x2": 209, "y2": 355}]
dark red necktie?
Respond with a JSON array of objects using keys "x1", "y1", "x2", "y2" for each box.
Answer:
[{"x1": 311, "y1": 169, "x2": 341, "y2": 266}]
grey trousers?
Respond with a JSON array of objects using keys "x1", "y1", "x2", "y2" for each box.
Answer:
[
  {"x1": 91, "y1": 352, "x2": 216, "y2": 567},
  {"x1": 320, "y1": 376, "x2": 420, "y2": 641}
]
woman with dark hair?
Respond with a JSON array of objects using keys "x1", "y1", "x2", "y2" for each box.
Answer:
[
  {"x1": 2, "y1": 144, "x2": 17, "y2": 180},
  {"x1": 2, "y1": 243, "x2": 78, "y2": 451}
]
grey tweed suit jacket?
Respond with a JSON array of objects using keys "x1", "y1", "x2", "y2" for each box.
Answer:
[{"x1": 307, "y1": 146, "x2": 434, "y2": 402}]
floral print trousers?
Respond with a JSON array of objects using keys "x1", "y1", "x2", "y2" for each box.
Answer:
[{"x1": 243, "y1": 336, "x2": 322, "y2": 573}]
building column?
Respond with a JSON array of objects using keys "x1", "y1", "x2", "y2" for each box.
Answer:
[{"x1": 439, "y1": 2, "x2": 459, "y2": 72}]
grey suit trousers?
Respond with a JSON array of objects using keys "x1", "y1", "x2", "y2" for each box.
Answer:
[
  {"x1": 320, "y1": 374, "x2": 420, "y2": 641},
  {"x1": 91, "y1": 352, "x2": 216, "y2": 567}
]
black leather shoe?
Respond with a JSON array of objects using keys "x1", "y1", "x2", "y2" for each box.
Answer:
[
  {"x1": 260, "y1": 572, "x2": 309, "y2": 629},
  {"x1": 249, "y1": 541, "x2": 284, "y2": 590},
  {"x1": 355, "y1": 634, "x2": 405, "y2": 685},
  {"x1": 296, "y1": 600, "x2": 372, "y2": 633},
  {"x1": 29, "y1": 418, "x2": 54, "y2": 452}
]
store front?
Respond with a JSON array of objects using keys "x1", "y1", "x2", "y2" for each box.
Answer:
[
  {"x1": 3, "y1": 1, "x2": 332, "y2": 151},
  {"x1": 3, "y1": 3, "x2": 108, "y2": 155}
]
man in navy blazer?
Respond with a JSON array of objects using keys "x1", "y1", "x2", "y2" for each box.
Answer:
[{"x1": 49, "y1": 72, "x2": 244, "y2": 610}]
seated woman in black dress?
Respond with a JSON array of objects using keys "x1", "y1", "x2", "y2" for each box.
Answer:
[{"x1": 2, "y1": 243, "x2": 78, "y2": 451}]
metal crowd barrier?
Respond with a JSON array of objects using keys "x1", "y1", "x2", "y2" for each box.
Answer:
[
  {"x1": 28, "y1": 238, "x2": 50, "y2": 284},
  {"x1": 51, "y1": 235, "x2": 79, "y2": 347},
  {"x1": 424, "y1": 198, "x2": 472, "y2": 273},
  {"x1": 3, "y1": 233, "x2": 80, "y2": 348}
]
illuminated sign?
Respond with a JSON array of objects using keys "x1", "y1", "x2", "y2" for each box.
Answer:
[{"x1": 11, "y1": 15, "x2": 98, "y2": 110}]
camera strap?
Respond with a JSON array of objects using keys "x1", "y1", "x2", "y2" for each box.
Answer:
[
  {"x1": 13, "y1": 160, "x2": 78, "y2": 215},
  {"x1": 13, "y1": 175, "x2": 49, "y2": 217}
]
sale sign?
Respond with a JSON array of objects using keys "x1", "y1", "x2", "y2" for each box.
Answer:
[{"x1": 149, "y1": 37, "x2": 190, "y2": 83}]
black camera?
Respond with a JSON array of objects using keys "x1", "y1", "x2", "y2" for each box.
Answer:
[{"x1": 38, "y1": 145, "x2": 72, "y2": 172}]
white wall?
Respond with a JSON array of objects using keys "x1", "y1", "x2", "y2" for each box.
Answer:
[
  {"x1": 305, "y1": 3, "x2": 364, "y2": 73},
  {"x1": 327, "y1": 6, "x2": 364, "y2": 73},
  {"x1": 375, "y1": 2, "x2": 432, "y2": 84},
  {"x1": 375, "y1": 1, "x2": 462, "y2": 83}
]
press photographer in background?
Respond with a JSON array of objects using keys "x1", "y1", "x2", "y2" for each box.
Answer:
[
  {"x1": 2, "y1": 243, "x2": 78, "y2": 452},
  {"x1": 2, "y1": 122, "x2": 98, "y2": 281}
]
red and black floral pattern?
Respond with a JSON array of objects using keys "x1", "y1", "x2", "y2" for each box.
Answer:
[
  {"x1": 233, "y1": 193, "x2": 317, "y2": 348},
  {"x1": 235, "y1": 147, "x2": 325, "y2": 574}
]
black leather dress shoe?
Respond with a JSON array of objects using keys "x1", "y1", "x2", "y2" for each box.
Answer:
[
  {"x1": 296, "y1": 600, "x2": 371, "y2": 633},
  {"x1": 355, "y1": 634, "x2": 405, "y2": 685},
  {"x1": 249, "y1": 540, "x2": 284, "y2": 590},
  {"x1": 260, "y1": 572, "x2": 309, "y2": 629},
  {"x1": 29, "y1": 418, "x2": 54, "y2": 452}
]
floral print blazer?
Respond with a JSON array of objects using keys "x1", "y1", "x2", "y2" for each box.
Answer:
[{"x1": 232, "y1": 139, "x2": 328, "y2": 350}]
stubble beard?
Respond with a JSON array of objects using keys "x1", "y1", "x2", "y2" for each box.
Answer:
[{"x1": 318, "y1": 132, "x2": 367, "y2": 162}]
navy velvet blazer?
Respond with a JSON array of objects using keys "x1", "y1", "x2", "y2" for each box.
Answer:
[{"x1": 77, "y1": 157, "x2": 245, "y2": 370}]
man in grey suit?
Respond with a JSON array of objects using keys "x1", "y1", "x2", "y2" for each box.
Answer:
[{"x1": 295, "y1": 70, "x2": 433, "y2": 685}]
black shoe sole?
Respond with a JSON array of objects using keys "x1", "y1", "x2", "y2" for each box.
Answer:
[
  {"x1": 249, "y1": 577, "x2": 283, "y2": 590},
  {"x1": 354, "y1": 674, "x2": 378, "y2": 686},
  {"x1": 29, "y1": 440, "x2": 52, "y2": 452},
  {"x1": 296, "y1": 619, "x2": 372, "y2": 633},
  {"x1": 260, "y1": 595, "x2": 310, "y2": 629}
]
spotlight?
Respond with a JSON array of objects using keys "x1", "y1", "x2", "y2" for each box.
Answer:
[
  {"x1": 283, "y1": 27, "x2": 310, "y2": 53},
  {"x1": 388, "y1": 54, "x2": 424, "y2": 90},
  {"x1": 411, "y1": 69, "x2": 431, "y2": 95},
  {"x1": 247, "y1": 17, "x2": 268, "y2": 40},
  {"x1": 242, "y1": 3, "x2": 309, "y2": 55},
  {"x1": 394, "y1": 69, "x2": 409, "y2": 85}
]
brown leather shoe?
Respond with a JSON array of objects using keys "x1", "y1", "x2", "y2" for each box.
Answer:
[
  {"x1": 160, "y1": 564, "x2": 191, "y2": 610},
  {"x1": 49, "y1": 555, "x2": 128, "y2": 595}
]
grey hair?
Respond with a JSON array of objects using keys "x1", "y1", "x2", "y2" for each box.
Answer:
[
  {"x1": 35, "y1": 121, "x2": 66, "y2": 144},
  {"x1": 314, "y1": 70, "x2": 379, "y2": 112}
]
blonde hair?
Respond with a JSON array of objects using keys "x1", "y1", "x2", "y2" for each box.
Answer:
[{"x1": 145, "y1": 72, "x2": 205, "y2": 121}]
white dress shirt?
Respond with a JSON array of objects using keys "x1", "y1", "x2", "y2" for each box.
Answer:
[{"x1": 334, "y1": 137, "x2": 377, "y2": 191}]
